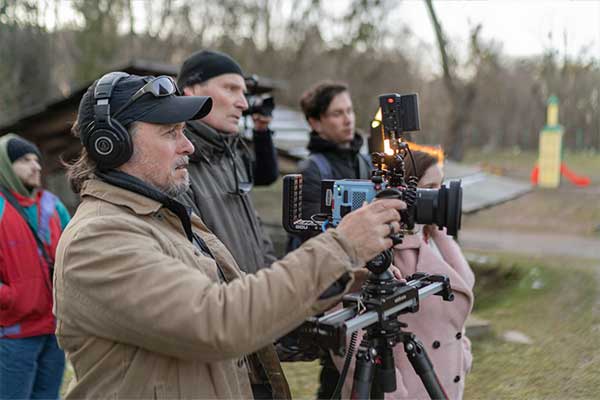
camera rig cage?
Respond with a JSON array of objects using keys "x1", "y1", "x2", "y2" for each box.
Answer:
[{"x1": 282, "y1": 93, "x2": 463, "y2": 248}]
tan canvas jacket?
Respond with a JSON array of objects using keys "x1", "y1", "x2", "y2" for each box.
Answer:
[{"x1": 53, "y1": 179, "x2": 361, "y2": 399}]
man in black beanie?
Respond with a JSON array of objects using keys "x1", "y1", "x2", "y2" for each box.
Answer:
[
  {"x1": 0, "y1": 134, "x2": 70, "y2": 399},
  {"x1": 177, "y1": 50, "x2": 282, "y2": 398},
  {"x1": 177, "y1": 49, "x2": 279, "y2": 267}
]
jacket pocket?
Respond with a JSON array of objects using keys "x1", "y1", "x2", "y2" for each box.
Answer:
[{"x1": 0, "y1": 278, "x2": 49, "y2": 325}]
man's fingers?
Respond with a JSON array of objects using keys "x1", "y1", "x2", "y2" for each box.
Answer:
[
  {"x1": 382, "y1": 237, "x2": 394, "y2": 249},
  {"x1": 380, "y1": 221, "x2": 400, "y2": 236},
  {"x1": 373, "y1": 208, "x2": 401, "y2": 225},
  {"x1": 372, "y1": 199, "x2": 406, "y2": 213}
]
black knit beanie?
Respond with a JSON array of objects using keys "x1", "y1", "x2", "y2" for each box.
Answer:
[
  {"x1": 7, "y1": 137, "x2": 42, "y2": 163},
  {"x1": 177, "y1": 50, "x2": 244, "y2": 91}
]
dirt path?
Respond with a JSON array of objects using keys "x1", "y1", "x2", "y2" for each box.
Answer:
[{"x1": 460, "y1": 228, "x2": 600, "y2": 261}]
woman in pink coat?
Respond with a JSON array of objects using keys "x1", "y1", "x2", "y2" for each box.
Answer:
[{"x1": 332, "y1": 151, "x2": 475, "y2": 399}]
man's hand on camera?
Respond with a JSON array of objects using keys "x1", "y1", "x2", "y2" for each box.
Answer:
[
  {"x1": 336, "y1": 199, "x2": 406, "y2": 265},
  {"x1": 252, "y1": 114, "x2": 272, "y2": 132}
]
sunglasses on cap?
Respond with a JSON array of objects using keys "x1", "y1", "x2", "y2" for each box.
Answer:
[{"x1": 113, "y1": 76, "x2": 180, "y2": 118}]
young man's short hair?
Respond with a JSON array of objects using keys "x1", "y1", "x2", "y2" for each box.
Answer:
[{"x1": 299, "y1": 81, "x2": 349, "y2": 121}]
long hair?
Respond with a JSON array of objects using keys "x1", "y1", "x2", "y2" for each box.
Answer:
[{"x1": 63, "y1": 121, "x2": 98, "y2": 194}]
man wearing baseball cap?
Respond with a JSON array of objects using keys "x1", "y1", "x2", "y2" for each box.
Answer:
[
  {"x1": 0, "y1": 134, "x2": 70, "y2": 399},
  {"x1": 54, "y1": 71, "x2": 407, "y2": 399},
  {"x1": 177, "y1": 50, "x2": 278, "y2": 278}
]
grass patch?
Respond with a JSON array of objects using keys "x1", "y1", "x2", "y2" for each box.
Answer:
[
  {"x1": 464, "y1": 252, "x2": 600, "y2": 399},
  {"x1": 281, "y1": 360, "x2": 321, "y2": 399}
]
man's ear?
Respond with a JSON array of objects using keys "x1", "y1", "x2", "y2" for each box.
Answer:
[
  {"x1": 308, "y1": 117, "x2": 322, "y2": 134},
  {"x1": 183, "y1": 86, "x2": 196, "y2": 96}
]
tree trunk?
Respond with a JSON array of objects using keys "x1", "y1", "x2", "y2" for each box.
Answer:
[{"x1": 424, "y1": 0, "x2": 472, "y2": 161}]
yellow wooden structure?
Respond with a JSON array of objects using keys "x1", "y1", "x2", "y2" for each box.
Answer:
[{"x1": 537, "y1": 96, "x2": 564, "y2": 188}]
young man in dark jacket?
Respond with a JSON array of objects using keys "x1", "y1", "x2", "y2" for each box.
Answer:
[
  {"x1": 291, "y1": 81, "x2": 373, "y2": 398},
  {"x1": 0, "y1": 134, "x2": 70, "y2": 399},
  {"x1": 176, "y1": 50, "x2": 279, "y2": 278},
  {"x1": 289, "y1": 81, "x2": 372, "y2": 248}
]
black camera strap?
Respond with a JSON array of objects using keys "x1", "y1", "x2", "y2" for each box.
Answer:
[{"x1": 0, "y1": 186, "x2": 54, "y2": 289}]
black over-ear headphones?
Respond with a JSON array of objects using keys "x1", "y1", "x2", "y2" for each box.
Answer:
[{"x1": 82, "y1": 72, "x2": 133, "y2": 170}]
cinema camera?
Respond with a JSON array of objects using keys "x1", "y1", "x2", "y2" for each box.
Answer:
[
  {"x1": 280, "y1": 94, "x2": 463, "y2": 399},
  {"x1": 283, "y1": 93, "x2": 462, "y2": 273},
  {"x1": 243, "y1": 74, "x2": 275, "y2": 117}
]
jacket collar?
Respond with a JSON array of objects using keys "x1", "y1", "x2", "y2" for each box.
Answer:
[
  {"x1": 80, "y1": 178, "x2": 162, "y2": 216},
  {"x1": 185, "y1": 120, "x2": 240, "y2": 163},
  {"x1": 89, "y1": 170, "x2": 196, "y2": 242},
  {"x1": 307, "y1": 131, "x2": 365, "y2": 155}
]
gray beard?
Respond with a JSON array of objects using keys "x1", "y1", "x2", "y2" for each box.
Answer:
[{"x1": 163, "y1": 181, "x2": 190, "y2": 198}]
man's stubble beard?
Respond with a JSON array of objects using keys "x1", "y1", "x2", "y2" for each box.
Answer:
[
  {"x1": 130, "y1": 150, "x2": 190, "y2": 198},
  {"x1": 163, "y1": 172, "x2": 190, "y2": 198}
]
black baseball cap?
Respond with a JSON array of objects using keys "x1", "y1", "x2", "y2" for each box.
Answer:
[
  {"x1": 77, "y1": 73, "x2": 213, "y2": 130},
  {"x1": 177, "y1": 50, "x2": 244, "y2": 91}
]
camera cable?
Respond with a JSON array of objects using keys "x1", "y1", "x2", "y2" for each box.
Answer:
[{"x1": 331, "y1": 330, "x2": 359, "y2": 400}]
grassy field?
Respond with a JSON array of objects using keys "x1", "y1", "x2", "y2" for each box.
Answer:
[{"x1": 464, "y1": 252, "x2": 600, "y2": 399}]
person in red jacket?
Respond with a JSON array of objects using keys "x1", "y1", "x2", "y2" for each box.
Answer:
[{"x1": 0, "y1": 134, "x2": 70, "y2": 400}]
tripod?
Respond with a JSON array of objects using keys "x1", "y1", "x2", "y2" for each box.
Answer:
[
  {"x1": 287, "y1": 265, "x2": 453, "y2": 400},
  {"x1": 347, "y1": 271, "x2": 448, "y2": 400}
]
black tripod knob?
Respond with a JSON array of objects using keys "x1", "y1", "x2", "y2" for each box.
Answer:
[{"x1": 366, "y1": 249, "x2": 393, "y2": 275}]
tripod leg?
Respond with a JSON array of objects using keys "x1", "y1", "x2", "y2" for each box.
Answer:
[
  {"x1": 374, "y1": 345, "x2": 396, "y2": 394},
  {"x1": 350, "y1": 345, "x2": 376, "y2": 400},
  {"x1": 404, "y1": 336, "x2": 449, "y2": 400}
]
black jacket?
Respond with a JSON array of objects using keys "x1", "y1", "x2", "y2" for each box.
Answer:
[
  {"x1": 300, "y1": 131, "x2": 370, "y2": 221},
  {"x1": 178, "y1": 120, "x2": 278, "y2": 274}
]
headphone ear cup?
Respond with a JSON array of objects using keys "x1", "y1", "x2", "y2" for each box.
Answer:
[{"x1": 85, "y1": 119, "x2": 133, "y2": 170}]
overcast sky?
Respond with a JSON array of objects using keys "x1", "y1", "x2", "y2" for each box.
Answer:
[
  {"x1": 48, "y1": 0, "x2": 600, "y2": 62},
  {"x1": 390, "y1": 0, "x2": 600, "y2": 59}
]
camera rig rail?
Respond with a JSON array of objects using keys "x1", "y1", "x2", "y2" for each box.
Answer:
[{"x1": 291, "y1": 272, "x2": 453, "y2": 357}]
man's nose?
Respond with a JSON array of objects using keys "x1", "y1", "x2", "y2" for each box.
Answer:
[
  {"x1": 235, "y1": 93, "x2": 248, "y2": 110},
  {"x1": 179, "y1": 133, "x2": 195, "y2": 155},
  {"x1": 344, "y1": 112, "x2": 354, "y2": 124}
]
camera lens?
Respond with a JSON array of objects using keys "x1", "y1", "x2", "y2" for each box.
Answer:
[{"x1": 414, "y1": 180, "x2": 462, "y2": 236}]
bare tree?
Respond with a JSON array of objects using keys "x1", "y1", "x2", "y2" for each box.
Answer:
[{"x1": 424, "y1": 0, "x2": 479, "y2": 160}]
